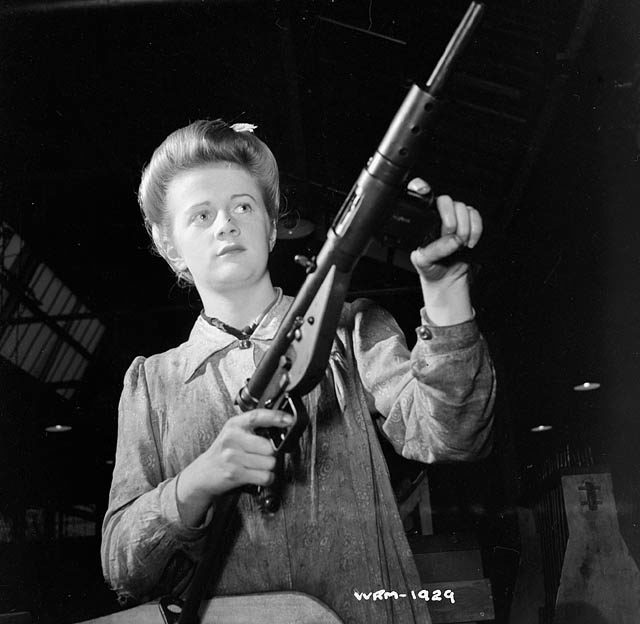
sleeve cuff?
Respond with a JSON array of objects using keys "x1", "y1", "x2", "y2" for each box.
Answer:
[
  {"x1": 415, "y1": 307, "x2": 481, "y2": 355},
  {"x1": 159, "y1": 477, "x2": 212, "y2": 542}
]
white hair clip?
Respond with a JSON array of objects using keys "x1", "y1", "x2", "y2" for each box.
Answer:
[{"x1": 230, "y1": 123, "x2": 258, "y2": 133}]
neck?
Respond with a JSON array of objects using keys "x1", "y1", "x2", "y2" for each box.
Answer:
[{"x1": 200, "y1": 275, "x2": 278, "y2": 329}]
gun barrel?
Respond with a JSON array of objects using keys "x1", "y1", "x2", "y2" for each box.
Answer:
[{"x1": 426, "y1": 1, "x2": 485, "y2": 94}]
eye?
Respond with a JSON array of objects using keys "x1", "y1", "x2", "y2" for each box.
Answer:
[
  {"x1": 233, "y1": 203, "x2": 252, "y2": 215},
  {"x1": 191, "y1": 211, "x2": 210, "y2": 224}
]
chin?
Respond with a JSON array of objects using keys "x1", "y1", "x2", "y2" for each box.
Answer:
[{"x1": 207, "y1": 271, "x2": 256, "y2": 291}]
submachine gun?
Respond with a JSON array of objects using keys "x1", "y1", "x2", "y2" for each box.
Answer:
[{"x1": 163, "y1": 3, "x2": 485, "y2": 623}]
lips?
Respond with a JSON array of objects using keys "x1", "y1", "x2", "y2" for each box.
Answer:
[{"x1": 217, "y1": 244, "x2": 246, "y2": 257}]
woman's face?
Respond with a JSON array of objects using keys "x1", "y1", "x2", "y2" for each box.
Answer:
[{"x1": 165, "y1": 163, "x2": 275, "y2": 294}]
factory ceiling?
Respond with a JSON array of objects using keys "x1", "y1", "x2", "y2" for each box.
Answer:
[{"x1": 1, "y1": 0, "x2": 638, "y2": 442}]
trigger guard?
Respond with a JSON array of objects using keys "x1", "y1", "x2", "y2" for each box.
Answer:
[{"x1": 277, "y1": 396, "x2": 309, "y2": 454}]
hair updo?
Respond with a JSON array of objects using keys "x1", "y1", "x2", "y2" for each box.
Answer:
[{"x1": 138, "y1": 119, "x2": 280, "y2": 284}]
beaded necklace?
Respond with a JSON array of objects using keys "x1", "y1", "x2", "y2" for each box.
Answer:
[{"x1": 200, "y1": 288, "x2": 281, "y2": 349}]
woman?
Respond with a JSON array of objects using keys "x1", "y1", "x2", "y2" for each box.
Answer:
[{"x1": 101, "y1": 119, "x2": 495, "y2": 623}]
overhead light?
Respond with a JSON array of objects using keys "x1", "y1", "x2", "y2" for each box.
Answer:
[
  {"x1": 530, "y1": 424, "x2": 553, "y2": 433},
  {"x1": 45, "y1": 424, "x2": 72, "y2": 433},
  {"x1": 276, "y1": 214, "x2": 315, "y2": 240},
  {"x1": 573, "y1": 381, "x2": 601, "y2": 392}
]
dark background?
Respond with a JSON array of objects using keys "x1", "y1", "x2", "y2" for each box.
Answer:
[{"x1": 1, "y1": 0, "x2": 639, "y2": 621}]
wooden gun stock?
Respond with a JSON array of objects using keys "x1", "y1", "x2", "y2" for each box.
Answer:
[{"x1": 81, "y1": 592, "x2": 343, "y2": 624}]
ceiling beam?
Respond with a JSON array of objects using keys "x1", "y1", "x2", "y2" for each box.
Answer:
[
  {"x1": 498, "y1": 0, "x2": 604, "y2": 231},
  {"x1": 0, "y1": 270, "x2": 94, "y2": 361},
  {"x1": 1, "y1": 0, "x2": 263, "y2": 15}
]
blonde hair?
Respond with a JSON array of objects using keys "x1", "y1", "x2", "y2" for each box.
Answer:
[{"x1": 138, "y1": 119, "x2": 280, "y2": 284}]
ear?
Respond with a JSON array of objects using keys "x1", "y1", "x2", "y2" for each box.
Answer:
[
  {"x1": 166, "y1": 244, "x2": 188, "y2": 272},
  {"x1": 152, "y1": 224, "x2": 187, "y2": 271},
  {"x1": 269, "y1": 220, "x2": 277, "y2": 252}
]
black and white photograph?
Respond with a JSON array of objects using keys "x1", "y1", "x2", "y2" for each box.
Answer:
[{"x1": 1, "y1": 1, "x2": 639, "y2": 623}]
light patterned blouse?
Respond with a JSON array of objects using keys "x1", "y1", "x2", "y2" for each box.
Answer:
[{"x1": 101, "y1": 289, "x2": 495, "y2": 623}]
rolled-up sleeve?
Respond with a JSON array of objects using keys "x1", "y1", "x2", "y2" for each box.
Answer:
[
  {"x1": 351, "y1": 300, "x2": 496, "y2": 463},
  {"x1": 101, "y1": 356, "x2": 208, "y2": 604}
]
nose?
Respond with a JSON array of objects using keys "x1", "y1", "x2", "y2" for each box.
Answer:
[{"x1": 214, "y1": 211, "x2": 239, "y2": 239}]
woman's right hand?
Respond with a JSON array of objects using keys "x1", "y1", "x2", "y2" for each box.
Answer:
[{"x1": 176, "y1": 409, "x2": 292, "y2": 527}]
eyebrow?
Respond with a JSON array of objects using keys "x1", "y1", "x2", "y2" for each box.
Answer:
[
  {"x1": 187, "y1": 201, "x2": 211, "y2": 211},
  {"x1": 187, "y1": 194, "x2": 256, "y2": 211}
]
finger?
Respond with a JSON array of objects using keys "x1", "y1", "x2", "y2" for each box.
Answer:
[
  {"x1": 235, "y1": 409, "x2": 293, "y2": 431},
  {"x1": 407, "y1": 177, "x2": 431, "y2": 195},
  {"x1": 236, "y1": 430, "x2": 276, "y2": 455},
  {"x1": 467, "y1": 207, "x2": 483, "y2": 249},
  {"x1": 213, "y1": 448, "x2": 275, "y2": 487},
  {"x1": 411, "y1": 234, "x2": 464, "y2": 268},
  {"x1": 241, "y1": 452, "x2": 277, "y2": 472},
  {"x1": 242, "y1": 467, "x2": 275, "y2": 487},
  {"x1": 454, "y1": 201, "x2": 471, "y2": 246},
  {"x1": 437, "y1": 195, "x2": 457, "y2": 236}
]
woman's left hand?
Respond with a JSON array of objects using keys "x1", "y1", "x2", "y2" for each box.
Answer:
[
  {"x1": 407, "y1": 178, "x2": 481, "y2": 325},
  {"x1": 408, "y1": 178, "x2": 482, "y2": 284}
]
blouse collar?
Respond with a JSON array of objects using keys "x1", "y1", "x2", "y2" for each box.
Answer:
[{"x1": 183, "y1": 288, "x2": 289, "y2": 380}]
